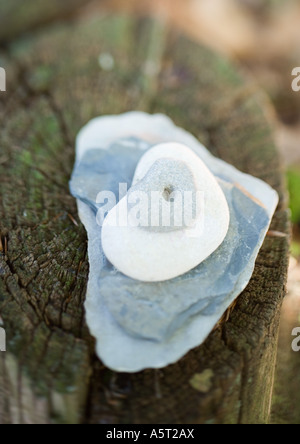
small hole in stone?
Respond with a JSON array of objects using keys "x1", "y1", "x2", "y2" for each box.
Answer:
[{"x1": 162, "y1": 185, "x2": 174, "y2": 202}]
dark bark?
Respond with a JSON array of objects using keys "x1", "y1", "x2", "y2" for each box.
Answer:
[{"x1": 0, "y1": 13, "x2": 290, "y2": 424}]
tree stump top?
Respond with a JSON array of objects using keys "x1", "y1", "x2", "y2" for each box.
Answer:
[{"x1": 0, "y1": 12, "x2": 289, "y2": 424}]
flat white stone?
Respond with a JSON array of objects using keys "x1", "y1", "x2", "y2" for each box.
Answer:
[{"x1": 101, "y1": 143, "x2": 230, "y2": 282}]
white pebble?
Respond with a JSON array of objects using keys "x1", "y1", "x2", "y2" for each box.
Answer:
[{"x1": 102, "y1": 143, "x2": 230, "y2": 282}]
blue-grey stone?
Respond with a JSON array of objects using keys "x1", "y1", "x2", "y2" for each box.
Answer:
[{"x1": 70, "y1": 112, "x2": 278, "y2": 372}]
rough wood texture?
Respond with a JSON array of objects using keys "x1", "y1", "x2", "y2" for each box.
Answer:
[{"x1": 0, "y1": 13, "x2": 290, "y2": 424}]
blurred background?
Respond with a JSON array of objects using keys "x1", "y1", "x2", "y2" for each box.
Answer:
[{"x1": 1, "y1": 0, "x2": 300, "y2": 423}]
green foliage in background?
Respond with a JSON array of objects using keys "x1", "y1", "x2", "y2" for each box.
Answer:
[
  {"x1": 291, "y1": 241, "x2": 300, "y2": 258},
  {"x1": 287, "y1": 168, "x2": 300, "y2": 224}
]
